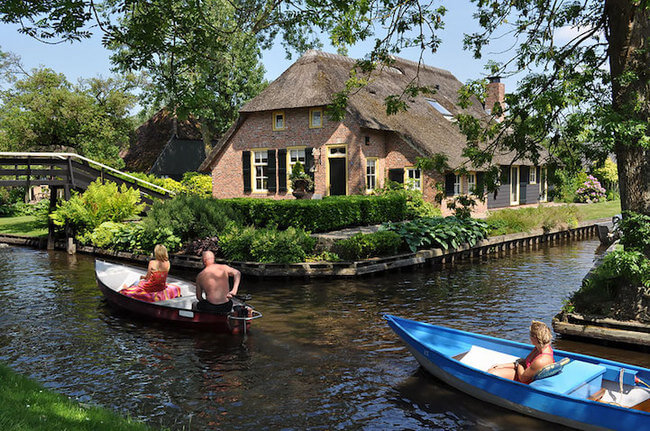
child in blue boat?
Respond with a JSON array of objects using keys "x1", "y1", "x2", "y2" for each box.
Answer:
[{"x1": 488, "y1": 320, "x2": 555, "y2": 384}]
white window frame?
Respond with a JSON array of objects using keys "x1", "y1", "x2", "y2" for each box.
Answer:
[
  {"x1": 405, "y1": 167, "x2": 422, "y2": 191},
  {"x1": 539, "y1": 167, "x2": 548, "y2": 202},
  {"x1": 530, "y1": 166, "x2": 537, "y2": 184},
  {"x1": 252, "y1": 150, "x2": 269, "y2": 192},
  {"x1": 454, "y1": 174, "x2": 462, "y2": 195},
  {"x1": 366, "y1": 158, "x2": 377, "y2": 192},
  {"x1": 468, "y1": 172, "x2": 476, "y2": 194}
]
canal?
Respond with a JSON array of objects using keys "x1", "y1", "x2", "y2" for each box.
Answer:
[{"x1": 0, "y1": 239, "x2": 648, "y2": 430}]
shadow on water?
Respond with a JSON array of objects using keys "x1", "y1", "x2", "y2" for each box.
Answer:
[{"x1": 0, "y1": 239, "x2": 647, "y2": 430}]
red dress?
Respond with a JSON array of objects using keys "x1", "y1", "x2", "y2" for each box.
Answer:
[{"x1": 119, "y1": 270, "x2": 181, "y2": 302}]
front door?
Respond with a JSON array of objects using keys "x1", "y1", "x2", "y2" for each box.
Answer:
[
  {"x1": 329, "y1": 158, "x2": 346, "y2": 195},
  {"x1": 510, "y1": 166, "x2": 519, "y2": 205}
]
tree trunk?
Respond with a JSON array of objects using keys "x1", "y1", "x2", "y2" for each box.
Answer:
[{"x1": 605, "y1": 1, "x2": 650, "y2": 216}]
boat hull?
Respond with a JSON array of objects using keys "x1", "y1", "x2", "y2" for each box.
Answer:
[
  {"x1": 385, "y1": 315, "x2": 650, "y2": 431},
  {"x1": 96, "y1": 260, "x2": 254, "y2": 333}
]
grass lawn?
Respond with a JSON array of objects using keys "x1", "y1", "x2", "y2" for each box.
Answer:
[
  {"x1": 575, "y1": 199, "x2": 621, "y2": 221},
  {"x1": 0, "y1": 363, "x2": 153, "y2": 431},
  {"x1": 0, "y1": 215, "x2": 47, "y2": 237}
]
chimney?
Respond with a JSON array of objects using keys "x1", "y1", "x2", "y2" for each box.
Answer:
[{"x1": 486, "y1": 76, "x2": 505, "y2": 121}]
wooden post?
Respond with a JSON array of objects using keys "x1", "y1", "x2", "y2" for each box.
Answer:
[
  {"x1": 64, "y1": 184, "x2": 75, "y2": 254},
  {"x1": 47, "y1": 186, "x2": 58, "y2": 250}
]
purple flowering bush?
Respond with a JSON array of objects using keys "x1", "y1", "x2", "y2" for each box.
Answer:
[{"x1": 575, "y1": 175, "x2": 606, "y2": 203}]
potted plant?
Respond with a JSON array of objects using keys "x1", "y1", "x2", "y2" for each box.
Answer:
[{"x1": 289, "y1": 161, "x2": 314, "y2": 199}]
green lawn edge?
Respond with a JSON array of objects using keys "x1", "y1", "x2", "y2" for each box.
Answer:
[
  {"x1": 0, "y1": 363, "x2": 155, "y2": 431},
  {"x1": 0, "y1": 215, "x2": 48, "y2": 237}
]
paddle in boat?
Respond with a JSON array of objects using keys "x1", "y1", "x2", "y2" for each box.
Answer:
[
  {"x1": 385, "y1": 314, "x2": 650, "y2": 431},
  {"x1": 95, "y1": 259, "x2": 262, "y2": 333}
]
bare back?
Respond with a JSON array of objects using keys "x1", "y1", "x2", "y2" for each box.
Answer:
[{"x1": 196, "y1": 263, "x2": 238, "y2": 305}]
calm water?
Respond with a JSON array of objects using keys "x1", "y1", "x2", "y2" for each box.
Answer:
[{"x1": 0, "y1": 240, "x2": 648, "y2": 430}]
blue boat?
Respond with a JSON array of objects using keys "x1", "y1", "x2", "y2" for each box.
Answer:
[{"x1": 385, "y1": 315, "x2": 650, "y2": 431}]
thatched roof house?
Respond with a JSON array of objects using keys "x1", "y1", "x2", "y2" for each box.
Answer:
[
  {"x1": 200, "y1": 51, "x2": 549, "y2": 212},
  {"x1": 122, "y1": 109, "x2": 207, "y2": 180}
]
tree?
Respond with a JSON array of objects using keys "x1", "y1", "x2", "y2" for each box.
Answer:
[
  {"x1": 1, "y1": 1, "x2": 648, "y2": 216},
  {"x1": 0, "y1": 66, "x2": 136, "y2": 167}
]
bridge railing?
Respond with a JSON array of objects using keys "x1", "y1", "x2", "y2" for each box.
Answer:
[{"x1": 0, "y1": 152, "x2": 175, "y2": 201}]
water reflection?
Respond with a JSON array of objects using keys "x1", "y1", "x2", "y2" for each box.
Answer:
[{"x1": 0, "y1": 240, "x2": 646, "y2": 430}]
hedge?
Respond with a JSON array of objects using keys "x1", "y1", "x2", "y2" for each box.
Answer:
[
  {"x1": 221, "y1": 194, "x2": 408, "y2": 232},
  {"x1": 333, "y1": 230, "x2": 404, "y2": 261}
]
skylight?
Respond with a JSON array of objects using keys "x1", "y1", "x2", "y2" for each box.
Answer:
[{"x1": 426, "y1": 99, "x2": 454, "y2": 120}]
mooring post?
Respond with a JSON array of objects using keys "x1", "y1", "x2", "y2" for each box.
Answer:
[
  {"x1": 47, "y1": 186, "x2": 58, "y2": 250},
  {"x1": 64, "y1": 184, "x2": 75, "y2": 254}
]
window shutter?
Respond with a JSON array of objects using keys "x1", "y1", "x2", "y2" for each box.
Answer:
[
  {"x1": 267, "y1": 149, "x2": 276, "y2": 192},
  {"x1": 500, "y1": 165, "x2": 510, "y2": 184},
  {"x1": 242, "y1": 151, "x2": 251, "y2": 192},
  {"x1": 537, "y1": 166, "x2": 541, "y2": 182},
  {"x1": 304, "y1": 148, "x2": 314, "y2": 182},
  {"x1": 445, "y1": 173, "x2": 455, "y2": 196},
  {"x1": 277, "y1": 149, "x2": 287, "y2": 192},
  {"x1": 476, "y1": 172, "x2": 485, "y2": 194},
  {"x1": 520, "y1": 166, "x2": 529, "y2": 184},
  {"x1": 388, "y1": 168, "x2": 404, "y2": 184}
]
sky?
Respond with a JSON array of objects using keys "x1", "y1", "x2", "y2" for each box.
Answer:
[{"x1": 0, "y1": 3, "x2": 578, "y2": 96}]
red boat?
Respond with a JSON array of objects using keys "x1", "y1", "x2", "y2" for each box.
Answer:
[{"x1": 95, "y1": 259, "x2": 262, "y2": 333}]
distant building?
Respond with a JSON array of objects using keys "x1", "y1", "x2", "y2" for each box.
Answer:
[
  {"x1": 199, "y1": 50, "x2": 548, "y2": 214},
  {"x1": 121, "y1": 109, "x2": 207, "y2": 180}
]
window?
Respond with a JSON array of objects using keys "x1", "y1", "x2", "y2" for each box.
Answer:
[
  {"x1": 287, "y1": 147, "x2": 306, "y2": 187},
  {"x1": 273, "y1": 111, "x2": 285, "y2": 130},
  {"x1": 425, "y1": 98, "x2": 454, "y2": 121},
  {"x1": 468, "y1": 172, "x2": 476, "y2": 193},
  {"x1": 309, "y1": 108, "x2": 323, "y2": 128},
  {"x1": 253, "y1": 150, "x2": 268, "y2": 191},
  {"x1": 529, "y1": 166, "x2": 537, "y2": 184},
  {"x1": 366, "y1": 158, "x2": 377, "y2": 191},
  {"x1": 406, "y1": 167, "x2": 422, "y2": 190},
  {"x1": 454, "y1": 174, "x2": 462, "y2": 195}
]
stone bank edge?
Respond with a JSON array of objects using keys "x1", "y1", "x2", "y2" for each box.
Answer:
[{"x1": 1, "y1": 219, "x2": 607, "y2": 279}]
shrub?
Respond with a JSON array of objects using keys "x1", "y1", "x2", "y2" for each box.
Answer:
[
  {"x1": 619, "y1": 211, "x2": 650, "y2": 257},
  {"x1": 382, "y1": 217, "x2": 489, "y2": 252},
  {"x1": 571, "y1": 250, "x2": 650, "y2": 315},
  {"x1": 220, "y1": 225, "x2": 316, "y2": 263},
  {"x1": 49, "y1": 180, "x2": 145, "y2": 237},
  {"x1": 81, "y1": 221, "x2": 182, "y2": 253},
  {"x1": 223, "y1": 194, "x2": 408, "y2": 232},
  {"x1": 142, "y1": 194, "x2": 241, "y2": 244},
  {"x1": 333, "y1": 231, "x2": 403, "y2": 261},
  {"x1": 575, "y1": 175, "x2": 606, "y2": 203},
  {"x1": 551, "y1": 170, "x2": 588, "y2": 203}
]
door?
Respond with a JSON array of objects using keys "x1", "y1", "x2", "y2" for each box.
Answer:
[
  {"x1": 510, "y1": 166, "x2": 519, "y2": 205},
  {"x1": 329, "y1": 158, "x2": 346, "y2": 195}
]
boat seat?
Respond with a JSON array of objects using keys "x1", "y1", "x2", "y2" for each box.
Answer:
[{"x1": 530, "y1": 360, "x2": 606, "y2": 397}]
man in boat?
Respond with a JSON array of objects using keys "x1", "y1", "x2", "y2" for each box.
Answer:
[{"x1": 195, "y1": 251, "x2": 241, "y2": 313}]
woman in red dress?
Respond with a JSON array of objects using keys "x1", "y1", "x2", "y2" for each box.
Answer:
[{"x1": 119, "y1": 244, "x2": 181, "y2": 302}]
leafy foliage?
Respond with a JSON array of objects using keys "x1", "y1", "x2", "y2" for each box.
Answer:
[
  {"x1": 122, "y1": 171, "x2": 212, "y2": 196},
  {"x1": 141, "y1": 194, "x2": 241, "y2": 245},
  {"x1": 220, "y1": 226, "x2": 316, "y2": 264},
  {"x1": 224, "y1": 194, "x2": 408, "y2": 232},
  {"x1": 50, "y1": 180, "x2": 145, "y2": 237},
  {"x1": 575, "y1": 175, "x2": 606, "y2": 203},
  {"x1": 373, "y1": 182, "x2": 440, "y2": 219},
  {"x1": 333, "y1": 231, "x2": 403, "y2": 261},
  {"x1": 382, "y1": 217, "x2": 488, "y2": 252},
  {"x1": 619, "y1": 211, "x2": 650, "y2": 258},
  {"x1": 571, "y1": 250, "x2": 650, "y2": 315},
  {"x1": 0, "y1": 68, "x2": 136, "y2": 167}
]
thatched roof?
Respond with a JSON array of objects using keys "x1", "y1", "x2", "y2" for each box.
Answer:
[
  {"x1": 122, "y1": 109, "x2": 204, "y2": 172},
  {"x1": 201, "y1": 50, "x2": 538, "y2": 172}
]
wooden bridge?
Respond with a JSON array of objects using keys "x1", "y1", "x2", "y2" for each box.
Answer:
[{"x1": 0, "y1": 152, "x2": 175, "y2": 252}]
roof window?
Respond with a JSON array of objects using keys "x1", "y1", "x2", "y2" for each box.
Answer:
[{"x1": 426, "y1": 99, "x2": 454, "y2": 121}]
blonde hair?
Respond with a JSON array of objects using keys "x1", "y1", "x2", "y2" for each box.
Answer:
[
  {"x1": 154, "y1": 244, "x2": 169, "y2": 262},
  {"x1": 530, "y1": 320, "x2": 552, "y2": 346}
]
